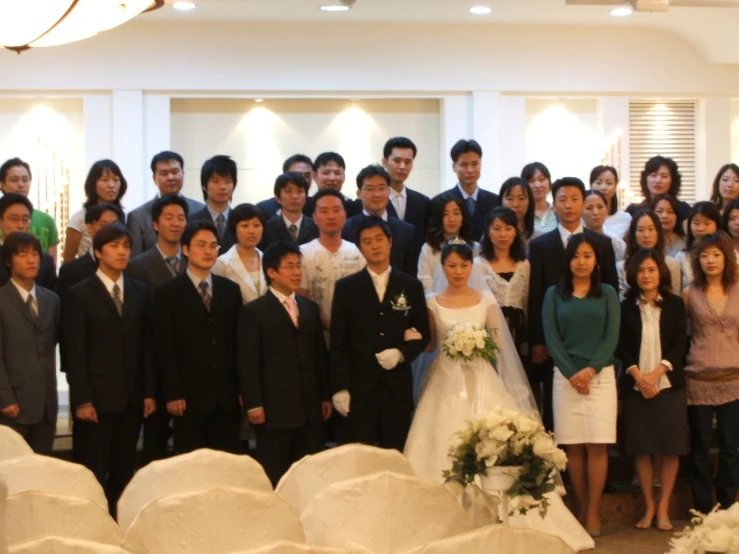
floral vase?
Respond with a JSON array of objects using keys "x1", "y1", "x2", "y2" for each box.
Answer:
[{"x1": 480, "y1": 466, "x2": 523, "y2": 492}]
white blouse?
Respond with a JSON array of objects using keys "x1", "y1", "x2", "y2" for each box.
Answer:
[
  {"x1": 67, "y1": 208, "x2": 92, "y2": 257},
  {"x1": 474, "y1": 257, "x2": 530, "y2": 312},
  {"x1": 611, "y1": 235, "x2": 627, "y2": 262},
  {"x1": 212, "y1": 245, "x2": 268, "y2": 304},
  {"x1": 603, "y1": 210, "x2": 632, "y2": 241},
  {"x1": 632, "y1": 298, "x2": 671, "y2": 392}
]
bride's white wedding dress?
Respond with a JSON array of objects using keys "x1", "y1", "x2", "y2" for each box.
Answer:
[{"x1": 404, "y1": 290, "x2": 595, "y2": 552}]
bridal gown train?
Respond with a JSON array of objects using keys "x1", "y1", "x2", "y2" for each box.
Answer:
[{"x1": 404, "y1": 291, "x2": 595, "y2": 552}]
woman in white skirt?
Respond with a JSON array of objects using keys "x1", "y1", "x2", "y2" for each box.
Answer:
[{"x1": 542, "y1": 233, "x2": 620, "y2": 537}]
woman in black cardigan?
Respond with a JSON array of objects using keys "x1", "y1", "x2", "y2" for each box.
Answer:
[{"x1": 619, "y1": 248, "x2": 688, "y2": 532}]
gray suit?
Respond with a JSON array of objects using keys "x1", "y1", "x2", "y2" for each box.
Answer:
[
  {"x1": 126, "y1": 246, "x2": 186, "y2": 296},
  {"x1": 0, "y1": 282, "x2": 60, "y2": 453},
  {"x1": 127, "y1": 195, "x2": 205, "y2": 257}
]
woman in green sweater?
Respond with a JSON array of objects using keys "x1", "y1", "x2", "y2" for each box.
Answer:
[{"x1": 543, "y1": 233, "x2": 620, "y2": 537}]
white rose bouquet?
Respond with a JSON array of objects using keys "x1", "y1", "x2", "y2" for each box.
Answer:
[
  {"x1": 443, "y1": 406, "x2": 568, "y2": 518},
  {"x1": 668, "y1": 504, "x2": 739, "y2": 554},
  {"x1": 443, "y1": 322, "x2": 499, "y2": 362}
]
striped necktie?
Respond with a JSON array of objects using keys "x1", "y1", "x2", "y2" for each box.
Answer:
[{"x1": 112, "y1": 284, "x2": 123, "y2": 318}]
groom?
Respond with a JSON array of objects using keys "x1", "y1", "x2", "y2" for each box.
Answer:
[{"x1": 330, "y1": 216, "x2": 429, "y2": 451}]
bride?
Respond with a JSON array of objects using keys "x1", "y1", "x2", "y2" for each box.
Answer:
[{"x1": 403, "y1": 238, "x2": 594, "y2": 552}]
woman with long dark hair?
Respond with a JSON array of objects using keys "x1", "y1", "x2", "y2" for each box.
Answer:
[
  {"x1": 590, "y1": 165, "x2": 631, "y2": 240},
  {"x1": 625, "y1": 156, "x2": 691, "y2": 220},
  {"x1": 710, "y1": 163, "x2": 739, "y2": 215},
  {"x1": 583, "y1": 190, "x2": 626, "y2": 261},
  {"x1": 522, "y1": 162, "x2": 557, "y2": 235},
  {"x1": 499, "y1": 177, "x2": 535, "y2": 241},
  {"x1": 649, "y1": 193, "x2": 686, "y2": 258},
  {"x1": 723, "y1": 198, "x2": 739, "y2": 260},
  {"x1": 676, "y1": 202, "x2": 723, "y2": 289}
]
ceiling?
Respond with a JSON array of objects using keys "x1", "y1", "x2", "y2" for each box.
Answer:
[{"x1": 141, "y1": 0, "x2": 739, "y2": 64}]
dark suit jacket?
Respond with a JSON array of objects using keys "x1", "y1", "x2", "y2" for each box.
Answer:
[
  {"x1": 342, "y1": 215, "x2": 418, "y2": 276},
  {"x1": 258, "y1": 215, "x2": 319, "y2": 251},
  {"x1": 0, "y1": 283, "x2": 60, "y2": 425},
  {"x1": 527, "y1": 228, "x2": 619, "y2": 347},
  {"x1": 126, "y1": 247, "x2": 186, "y2": 297},
  {"x1": 58, "y1": 253, "x2": 96, "y2": 300},
  {"x1": 62, "y1": 275, "x2": 154, "y2": 413},
  {"x1": 238, "y1": 291, "x2": 329, "y2": 429},
  {"x1": 127, "y1": 195, "x2": 205, "y2": 257},
  {"x1": 304, "y1": 195, "x2": 362, "y2": 218},
  {"x1": 435, "y1": 185, "x2": 500, "y2": 240},
  {"x1": 0, "y1": 250, "x2": 56, "y2": 292},
  {"x1": 188, "y1": 207, "x2": 236, "y2": 253},
  {"x1": 256, "y1": 198, "x2": 280, "y2": 220},
  {"x1": 402, "y1": 187, "x2": 431, "y2": 256},
  {"x1": 618, "y1": 293, "x2": 687, "y2": 391},
  {"x1": 154, "y1": 273, "x2": 242, "y2": 413},
  {"x1": 330, "y1": 268, "x2": 430, "y2": 406}
]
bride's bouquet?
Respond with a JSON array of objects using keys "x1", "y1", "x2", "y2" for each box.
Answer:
[
  {"x1": 443, "y1": 407, "x2": 567, "y2": 518},
  {"x1": 668, "y1": 504, "x2": 739, "y2": 554},
  {"x1": 443, "y1": 322, "x2": 499, "y2": 362}
]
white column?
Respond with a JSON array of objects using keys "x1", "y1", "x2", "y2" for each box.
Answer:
[
  {"x1": 597, "y1": 97, "x2": 630, "y2": 203},
  {"x1": 698, "y1": 97, "x2": 731, "y2": 202},
  {"x1": 499, "y1": 96, "x2": 527, "y2": 181},
  {"x1": 111, "y1": 90, "x2": 145, "y2": 210},
  {"x1": 471, "y1": 91, "x2": 503, "y2": 193},
  {"x1": 439, "y1": 95, "x2": 471, "y2": 192},
  {"x1": 143, "y1": 94, "x2": 171, "y2": 171}
]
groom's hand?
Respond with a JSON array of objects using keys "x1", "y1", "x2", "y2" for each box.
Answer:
[
  {"x1": 376, "y1": 348, "x2": 404, "y2": 370},
  {"x1": 332, "y1": 390, "x2": 351, "y2": 417},
  {"x1": 404, "y1": 327, "x2": 423, "y2": 342}
]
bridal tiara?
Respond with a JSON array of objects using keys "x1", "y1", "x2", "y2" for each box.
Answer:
[{"x1": 445, "y1": 237, "x2": 468, "y2": 246}]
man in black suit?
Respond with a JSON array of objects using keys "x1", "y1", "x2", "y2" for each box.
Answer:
[
  {"x1": 382, "y1": 137, "x2": 430, "y2": 256},
  {"x1": 342, "y1": 165, "x2": 418, "y2": 276},
  {"x1": 58, "y1": 204, "x2": 123, "y2": 301},
  {"x1": 154, "y1": 220, "x2": 242, "y2": 454},
  {"x1": 331, "y1": 217, "x2": 429, "y2": 451},
  {"x1": 305, "y1": 152, "x2": 362, "y2": 217},
  {"x1": 63, "y1": 224, "x2": 155, "y2": 516},
  {"x1": 188, "y1": 155, "x2": 238, "y2": 252},
  {"x1": 127, "y1": 195, "x2": 188, "y2": 463},
  {"x1": 257, "y1": 154, "x2": 314, "y2": 219},
  {"x1": 528, "y1": 177, "x2": 618, "y2": 431},
  {"x1": 258, "y1": 172, "x2": 319, "y2": 251},
  {"x1": 433, "y1": 139, "x2": 499, "y2": 240},
  {"x1": 0, "y1": 194, "x2": 56, "y2": 290},
  {"x1": 238, "y1": 243, "x2": 331, "y2": 485}
]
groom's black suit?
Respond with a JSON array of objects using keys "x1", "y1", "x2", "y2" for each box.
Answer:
[{"x1": 330, "y1": 267, "x2": 430, "y2": 450}]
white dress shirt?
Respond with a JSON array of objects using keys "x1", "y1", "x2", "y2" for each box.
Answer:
[
  {"x1": 390, "y1": 186, "x2": 408, "y2": 221},
  {"x1": 557, "y1": 223, "x2": 584, "y2": 248},
  {"x1": 206, "y1": 204, "x2": 230, "y2": 224},
  {"x1": 282, "y1": 213, "x2": 304, "y2": 237},
  {"x1": 363, "y1": 209, "x2": 388, "y2": 222},
  {"x1": 10, "y1": 278, "x2": 37, "y2": 313},
  {"x1": 629, "y1": 296, "x2": 672, "y2": 391},
  {"x1": 368, "y1": 265, "x2": 392, "y2": 301},
  {"x1": 269, "y1": 286, "x2": 299, "y2": 318},
  {"x1": 96, "y1": 268, "x2": 125, "y2": 302},
  {"x1": 155, "y1": 244, "x2": 183, "y2": 264},
  {"x1": 456, "y1": 183, "x2": 479, "y2": 201},
  {"x1": 186, "y1": 268, "x2": 213, "y2": 296}
]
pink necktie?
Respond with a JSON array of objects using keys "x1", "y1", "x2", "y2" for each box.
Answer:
[{"x1": 284, "y1": 297, "x2": 298, "y2": 327}]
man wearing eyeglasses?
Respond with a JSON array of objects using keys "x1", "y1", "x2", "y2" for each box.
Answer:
[
  {"x1": 153, "y1": 220, "x2": 243, "y2": 454},
  {"x1": 0, "y1": 193, "x2": 56, "y2": 290}
]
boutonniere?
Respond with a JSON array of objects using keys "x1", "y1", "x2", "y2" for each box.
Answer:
[{"x1": 390, "y1": 291, "x2": 411, "y2": 315}]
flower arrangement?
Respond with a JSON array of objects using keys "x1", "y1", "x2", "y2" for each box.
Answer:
[
  {"x1": 668, "y1": 504, "x2": 739, "y2": 554},
  {"x1": 443, "y1": 322, "x2": 499, "y2": 362},
  {"x1": 443, "y1": 406, "x2": 568, "y2": 518}
]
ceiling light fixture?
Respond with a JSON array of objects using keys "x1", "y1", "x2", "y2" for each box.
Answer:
[
  {"x1": 469, "y1": 6, "x2": 492, "y2": 15},
  {"x1": 320, "y1": 5, "x2": 350, "y2": 12},
  {"x1": 0, "y1": 0, "x2": 164, "y2": 54},
  {"x1": 255, "y1": 98, "x2": 264, "y2": 103},
  {"x1": 173, "y1": 1, "x2": 196, "y2": 11},
  {"x1": 610, "y1": 5, "x2": 634, "y2": 16}
]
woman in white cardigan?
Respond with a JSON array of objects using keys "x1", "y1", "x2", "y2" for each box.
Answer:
[{"x1": 212, "y1": 203, "x2": 269, "y2": 303}]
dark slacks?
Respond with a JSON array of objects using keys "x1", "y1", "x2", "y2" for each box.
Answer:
[
  {"x1": 528, "y1": 360, "x2": 554, "y2": 433},
  {"x1": 342, "y1": 382, "x2": 411, "y2": 452},
  {"x1": 74, "y1": 408, "x2": 141, "y2": 518},
  {"x1": 142, "y1": 403, "x2": 172, "y2": 464},
  {"x1": 256, "y1": 424, "x2": 324, "y2": 486},
  {"x1": 172, "y1": 407, "x2": 241, "y2": 455},
  {"x1": 0, "y1": 414, "x2": 55, "y2": 455},
  {"x1": 688, "y1": 398, "x2": 739, "y2": 514}
]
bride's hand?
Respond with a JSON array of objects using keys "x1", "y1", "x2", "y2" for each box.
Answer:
[{"x1": 404, "y1": 327, "x2": 423, "y2": 342}]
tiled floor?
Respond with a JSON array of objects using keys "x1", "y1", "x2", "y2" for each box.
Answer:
[{"x1": 593, "y1": 523, "x2": 685, "y2": 553}]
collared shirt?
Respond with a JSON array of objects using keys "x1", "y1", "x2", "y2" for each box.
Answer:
[
  {"x1": 206, "y1": 204, "x2": 230, "y2": 224},
  {"x1": 557, "y1": 223, "x2": 584, "y2": 248},
  {"x1": 186, "y1": 268, "x2": 213, "y2": 296},
  {"x1": 96, "y1": 268, "x2": 125, "y2": 302},
  {"x1": 282, "y1": 213, "x2": 304, "y2": 232},
  {"x1": 534, "y1": 206, "x2": 558, "y2": 235},
  {"x1": 367, "y1": 265, "x2": 392, "y2": 300},
  {"x1": 156, "y1": 244, "x2": 183, "y2": 263},
  {"x1": 10, "y1": 278, "x2": 37, "y2": 306},
  {"x1": 363, "y1": 209, "x2": 388, "y2": 222},
  {"x1": 456, "y1": 183, "x2": 479, "y2": 202},
  {"x1": 389, "y1": 186, "x2": 408, "y2": 221},
  {"x1": 269, "y1": 286, "x2": 299, "y2": 317}
]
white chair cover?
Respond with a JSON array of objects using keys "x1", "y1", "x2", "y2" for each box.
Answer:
[
  {"x1": 6, "y1": 491, "x2": 121, "y2": 547},
  {"x1": 401, "y1": 523, "x2": 575, "y2": 554},
  {"x1": 301, "y1": 471, "x2": 471, "y2": 554},
  {"x1": 123, "y1": 486, "x2": 304, "y2": 554},
  {"x1": 0, "y1": 455, "x2": 107, "y2": 511},
  {"x1": 276, "y1": 444, "x2": 414, "y2": 516},
  {"x1": 118, "y1": 448, "x2": 272, "y2": 535},
  {"x1": 0, "y1": 478, "x2": 8, "y2": 554},
  {"x1": 0, "y1": 427, "x2": 32, "y2": 462},
  {"x1": 10, "y1": 537, "x2": 130, "y2": 553},
  {"x1": 236, "y1": 541, "x2": 374, "y2": 554}
]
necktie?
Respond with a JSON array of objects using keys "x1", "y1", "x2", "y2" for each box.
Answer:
[
  {"x1": 374, "y1": 275, "x2": 386, "y2": 302},
  {"x1": 289, "y1": 223, "x2": 298, "y2": 242},
  {"x1": 284, "y1": 296, "x2": 298, "y2": 327},
  {"x1": 392, "y1": 194, "x2": 403, "y2": 220},
  {"x1": 199, "y1": 281, "x2": 212, "y2": 312},
  {"x1": 26, "y1": 294, "x2": 38, "y2": 318},
  {"x1": 465, "y1": 197, "x2": 476, "y2": 217},
  {"x1": 216, "y1": 213, "x2": 226, "y2": 240},
  {"x1": 166, "y1": 256, "x2": 180, "y2": 277},
  {"x1": 112, "y1": 284, "x2": 123, "y2": 318}
]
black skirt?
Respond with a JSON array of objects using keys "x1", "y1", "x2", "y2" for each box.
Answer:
[{"x1": 621, "y1": 387, "x2": 689, "y2": 456}]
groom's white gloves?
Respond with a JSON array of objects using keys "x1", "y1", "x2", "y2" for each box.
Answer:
[
  {"x1": 332, "y1": 390, "x2": 351, "y2": 417},
  {"x1": 375, "y1": 348, "x2": 404, "y2": 370}
]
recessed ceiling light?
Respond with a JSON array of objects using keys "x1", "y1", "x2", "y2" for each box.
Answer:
[
  {"x1": 610, "y1": 6, "x2": 633, "y2": 16},
  {"x1": 255, "y1": 98, "x2": 264, "y2": 103},
  {"x1": 469, "y1": 6, "x2": 492, "y2": 15},
  {"x1": 173, "y1": 1, "x2": 196, "y2": 11},
  {"x1": 320, "y1": 5, "x2": 350, "y2": 12}
]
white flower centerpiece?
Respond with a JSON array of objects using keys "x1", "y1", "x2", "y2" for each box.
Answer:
[
  {"x1": 443, "y1": 406, "x2": 568, "y2": 519},
  {"x1": 443, "y1": 321, "x2": 499, "y2": 362},
  {"x1": 668, "y1": 504, "x2": 739, "y2": 554}
]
